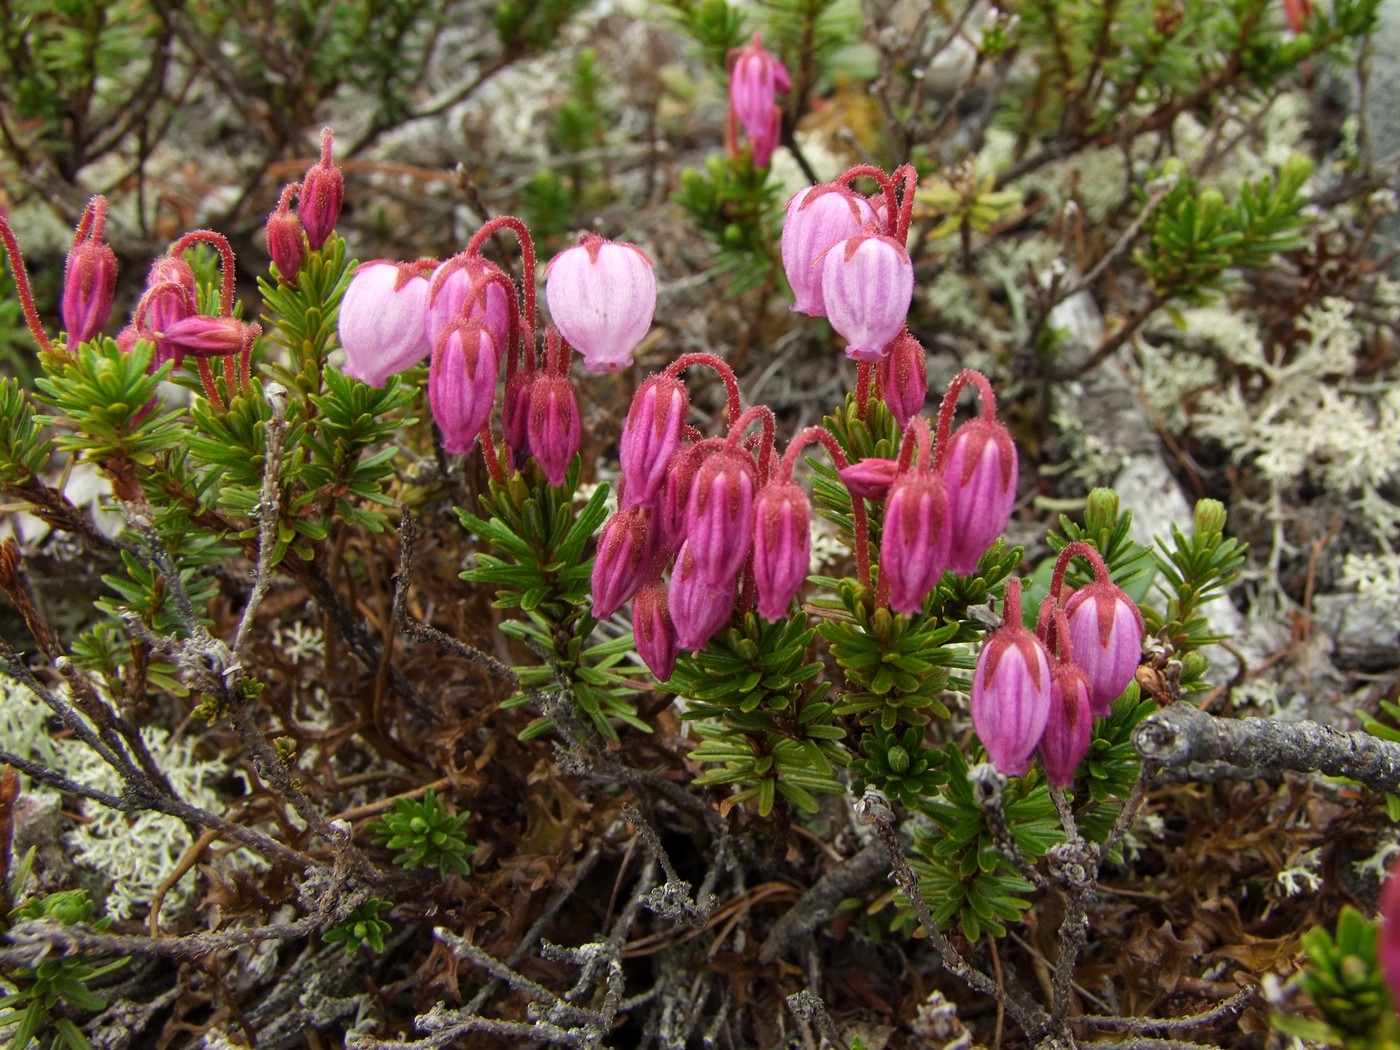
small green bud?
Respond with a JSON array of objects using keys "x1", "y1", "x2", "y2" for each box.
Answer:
[
  {"x1": 1193, "y1": 498, "x2": 1226, "y2": 539},
  {"x1": 887, "y1": 745, "x2": 910, "y2": 774},
  {"x1": 1084, "y1": 488, "x2": 1120, "y2": 533}
]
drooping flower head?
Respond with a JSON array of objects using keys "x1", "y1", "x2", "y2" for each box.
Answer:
[
  {"x1": 429, "y1": 321, "x2": 498, "y2": 456},
  {"x1": 972, "y1": 579, "x2": 1053, "y2": 777},
  {"x1": 880, "y1": 329, "x2": 928, "y2": 429},
  {"x1": 619, "y1": 374, "x2": 689, "y2": 509},
  {"x1": 426, "y1": 252, "x2": 513, "y2": 364},
  {"x1": 62, "y1": 197, "x2": 118, "y2": 347},
  {"x1": 1379, "y1": 858, "x2": 1400, "y2": 1012},
  {"x1": 669, "y1": 541, "x2": 736, "y2": 651},
  {"x1": 590, "y1": 505, "x2": 657, "y2": 621},
  {"x1": 821, "y1": 228, "x2": 914, "y2": 362},
  {"x1": 526, "y1": 373, "x2": 582, "y2": 486},
  {"x1": 1048, "y1": 542, "x2": 1145, "y2": 717},
  {"x1": 298, "y1": 128, "x2": 344, "y2": 251},
  {"x1": 1037, "y1": 604, "x2": 1094, "y2": 787},
  {"x1": 727, "y1": 33, "x2": 790, "y2": 167},
  {"x1": 266, "y1": 184, "x2": 305, "y2": 283},
  {"x1": 633, "y1": 575, "x2": 679, "y2": 681},
  {"x1": 753, "y1": 480, "x2": 811, "y2": 620},
  {"x1": 337, "y1": 260, "x2": 434, "y2": 387},
  {"x1": 879, "y1": 419, "x2": 950, "y2": 615},
  {"x1": 780, "y1": 185, "x2": 875, "y2": 316},
  {"x1": 544, "y1": 234, "x2": 656, "y2": 373},
  {"x1": 684, "y1": 445, "x2": 758, "y2": 588}
]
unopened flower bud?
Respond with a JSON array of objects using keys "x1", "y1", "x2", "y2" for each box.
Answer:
[
  {"x1": 1062, "y1": 579, "x2": 1144, "y2": 716},
  {"x1": 160, "y1": 315, "x2": 259, "y2": 359},
  {"x1": 299, "y1": 128, "x2": 344, "y2": 251},
  {"x1": 591, "y1": 506, "x2": 656, "y2": 620},
  {"x1": 669, "y1": 541, "x2": 735, "y2": 651},
  {"x1": 62, "y1": 205, "x2": 118, "y2": 347},
  {"x1": 526, "y1": 374, "x2": 581, "y2": 486},
  {"x1": 659, "y1": 439, "x2": 708, "y2": 547},
  {"x1": 1379, "y1": 860, "x2": 1400, "y2": 1007},
  {"x1": 619, "y1": 374, "x2": 689, "y2": 509},
  {"x1": 266, "y1": 192, "x2": 305, "y2": 282},
  {"x1": 881, "y1": 468, "x2": 951, "y2": 614},
  {"x1": 821, "y1": 230, "x2": 914, "y2": 362},
  {"x1": 337, "y1": 261, "x2": 432, "y2": 387},
  {"x1": 684, "y1": 446, "x2": 757, "y2": 587},
  {"x1": 940, "y1": 416, "x2": 1018, "y2": 574},
  {"x1": 544, "y1": 235, "x2": 656, "y2": 373},
  {"x1": 780, "y1": 185, "x2": 874, "y2": 316},
  {"x1": 753, "y1": 481, "x2": 811, "y2": 620},
  {"x1": 727, "y1": 33, "x2": 790, "y2": 167},
  {"x1": 972, "y1": 580, "x2": 1052, "y2": 777},
  {"x1": 1039, "y1": 661, "x2": 1093, "y2": 787},
  {"x1": 502, "y1": 369, "x2": 536, "y2": 469},
  {"x1": 881, "y1": 330, "x2": 927, "y2": 429},
  {"x1": 633, "y1": 579, "x2": 679, "y2": 680},
  {"x1": 838, "y1": 458, "x2": 899, "y2": 501},
  {"x1": 429, "y1": 321, "x2": 498, "y2": 455}
]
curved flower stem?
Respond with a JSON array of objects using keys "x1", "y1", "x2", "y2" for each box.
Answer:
[
  {"x1": 1002, "y1": 577, "x2": 1025, "y2": 627},
  {"x1": 464, "y1": 269, "x2": 522, "y2": 382},
  {"x1": 168, "y1": 230, "x2": 237, "y2": 317},
  {"x1": 467, "y1": 215, "x2": 537, "y2": 334},
  {"x1": 196, "y1": 358, "x2": 225, "y2": 411},
  {"x1": 932, "y1": 368, "x2": 997, "y2": 470},
  {"x1": 478, "y1": 422, "x2": 505, "y2": 486},
  {"x1": 664, "y1": 351, "x2": 743, "y2": 426},
  {"x1": 0, "y1": 215, "x2": 55, "y2": 355},
  {"x1": 892, "y1": 164, "x2": 919, "y2": 243},
  {"x1": 837, "y1": 164, "x2": 897, "y2": 228},
  {"x1": 1047, "y1": 540, "x2": 1112, "y2": 604},
  {"x1": 725, "y1": 405, "x2": 776, "y2": 485},
  {"x1": 779, "y1": 425, "x2": 871, "y2": 591},
  {"x1": 895, "y1": 417, "x2": 932, "y2": 473}
]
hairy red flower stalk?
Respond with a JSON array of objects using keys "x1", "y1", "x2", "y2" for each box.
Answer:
[
  {"x1": 663, "y1": 351, "x2": 742, "y2": 428},
  {"x1": 933, "y1": 368, "x2": 998, "y2": 467},
  {"x1": 478, "y1": 421, "x2": 505, "y2": 486},
  {"x1": 725, "y1": 404, "x2": 776, "y2": 486},
  {"x1": 855, "y1": 361, "x2": 874, "y2": 424},
  {"x1": 197, "y1": 358, "x2": 224, "y2": 411},
  {"x1": 0, "y1": 214, "x2": 55, "y2": 356},
  {"x1": 466, "y1": 216, "x2": 537, "y2": 335},
  {"x1": 892, "y1": 163, "x2": 919, "y2": 243},
  {"x1": 836, "y1": 164, "x2": 898, "y2": 229},
  {"x1": 1047, "y1": 540, "x2": 1112, "y2": 603},
  {"x1": 168, "y1": 230, "x2": 237, "y2": 317}
]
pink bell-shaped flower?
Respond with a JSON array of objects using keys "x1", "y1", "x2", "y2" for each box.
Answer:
[
  {"x1": 972, "y1": 580, "x2": 1053, "y2": 777},
  {"x1": 838, "y1": 457, "x2": 899, "y2": 502},
  {"x1": 1063, "y1": 579, "x2": 1144, "y2": 716},
  {"x1": 299, "y1": 128, "x2": 344, "y2": 251},
  {"x1": 159, "y1": 315, "x2": 259, "y2": 359},
  {"x1": 429, "y1": 321, "x2": 498, "y2": 456},
  {"x1": 633, "y1": 578, "x2": 679, "y2": 681},
  {"x1": 780, "y1": 185, "x2": 874, "y2": 316},
  {"x1": 619, "y1": 374, "x2": 689, "y2": 509},
  {"x1": 821, "y1": 229, "x2": 914, "y2": 362},
  {"x1": 544, "y1": 234, "x2": 656, "y2": 373},
  {"x1": 940, "y1": 416, "x2": 1018, "y2": 574},
  {"x1": 669, "y1": 541, "x2": 736, "y2": 651},
  {"x1": 727, "y1": 33, "x2": 790, "y2": 167},
  {"x1": 880, "y1": 330, "x2": 927, "y2": 429},
  {"x1": 880, "y1": 467, "x2": 951, "y2": 615},
  {"x1": 1379, "y1": 859, "x2": 1400, "y2": 1011},
  {"x1": 426, "y1": 253, "x2": 512, "y2": 364},
  {"x1": 338, "y1": 261, "x2": 433, "y2": 387},
  {"x1": 684, "y1": 446, "x2": 758, "y2": 588},
  {"x1": 590, "y1": 505, "x2": 656, "y2": 620},
  {"x1": 753, "y1": 480, "x2": 811, "y2": 620},
  {"x1": 62, "y1": 199, "x2": 118, "y2": 347},
  {"x1": 526, "y1": 374, "x2": 582, "y2": 486},
  {"x1": 1039, "y1": 660, "x2": 1094, "y2": 787}
]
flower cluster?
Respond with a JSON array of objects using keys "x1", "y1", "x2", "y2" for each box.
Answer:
[{"x1": 972, "y1": 543, "x2": 1145, "y2": 784}]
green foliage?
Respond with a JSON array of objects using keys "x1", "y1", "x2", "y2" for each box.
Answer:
[
  {"x1": 675, "y1": 155, "x2": 784, "y2": 295},
  {"x1": 1143, "y1": 498, "x2": 1247, "y2": 685},
  {"x1": 809, "y1": 395, "x2": 903, "y2": 546},
  {"x1": 663, "y1": 0, "x2": 749, "y2": 72},
  {"x1": 0, "y1": 378, "x2": 53, "y2": 485},
  {"x1": 493, "y1": 0, "x2": 591, "y2": 53},
  {"x1": 369, "y1": 789, "x2": 477, "y2": 876},
  {"x1": 672, "y1": 612, "x2": 846, "y2": 816},
  {"x1": 898, "y1": 746, "x2": 1059, "y2": 940},
  {"x1": 1072, "y1": 687, "x2": 1155, "y2": 844},
  {"x1": 1272, "y1": 905, "x2": 1400, "y2": 1047},
  {"x1": 1028, "y1": 487, "x2": 1158, "y2": 623},
  {"x1": 1133, "y1": 155, "x2": 1313, "y2": 306},
  {"x1": 259, "y1": 235, "x2": 352, "y2": 403},
  {"x1": 0, "y1": 890, "x2": 128, "y2": 1050},
  {"x1": 850, "y1": 726, "x2": 947, "y2": 809},
  {"x1": 323, "y1": 898, "x2": 393, "y2": 954},
  {"x1": 758, "y1": 0, "x2": 862, "y2": 96}
]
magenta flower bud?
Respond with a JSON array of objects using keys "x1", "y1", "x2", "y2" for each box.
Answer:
[
  {"x1": 971, "y1": 581, "x2": 1053, "y2": 777},
  {"x1": 526, "y1": 374, "x2": 582, "y2": 486},
  {"x1": 591, "y1": 506, "x2": 656, "y2": 620},
  {"x1": 780, "y1": 185, "x2": 874, "y2": 316},
  {"x1": 633, "y1": 579, "x2": 679, "y2": 681},
  {"x1": 1039, "y1": 661, "x2": 1093, "y2": 787},
  {"x1": 266, "y1": 202, "x2": 305, "y2": 283},
  {"x1": 1380, "y1": 860, "x2": 1400, "y2": 1009},
  {"x1": 838, "y1": 458, "x2": 899, "y2": 501},
  {"x1": 940, "y1": 417, "x2": 1018, "y2": 574},
  {"x1": 684, "y1": 446, "x2": 758, "y2": 587},
  {"x1": 502, "y1": 370, "x2": 536, "y2": 469},
  {"x1": 429, "y1": 321, "x2": 498, "y2": 456},
  {"x1": 669, "y1": 542, "x2": 736, "y2": 651},
  {"x1": 299, "y1": 128, "x2": 344, "y2": 251},
  {"x1": 544, "y1": 235, "x2": 657, "y2": 373},
  {"x1": 137, "y1": 279, "x2": 197, "y2": 368},
  {"x1": 727, "y1": 33, "x2": 790, "y2": 167},
  {"x1": 426, "y1": 253, "x2": 512, "y2": 363},
  {"x1": 881, "y1": 330, "x2": 927, "y2": 429},
  {"x1": 620, "y1": 374, "x2": 689, "y2": 509},
  {"x1": 881, "y1": 470, "x2": 951, "y2": 615},
  {"x1": 62, "y1": 239, "x2": 117, "y2": 348},
  {"x1": 338, "y1": 261, "x2": 432, "y2": 387},
  {"x1": 160, "y1": 315, "x2": 258, "y2": 359},
  {"x1": 148, "y1": 255, "x2": 198, "y2": 301},
  {"x1": 659, "y1": 440, "x2": 706, "y2": 547},
  {"x1": 1062, "y1": 580, "x2": 1145, "y2": 716},
  {"x1": 115, "y1": 324, "x2": 140, "y2": 355},
  {"x1": 821, "y1": 230, "x2": 914, "y2": 362},
  {"x1": 753, "y1": 481, "x2": 811, "y2": 620}
]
